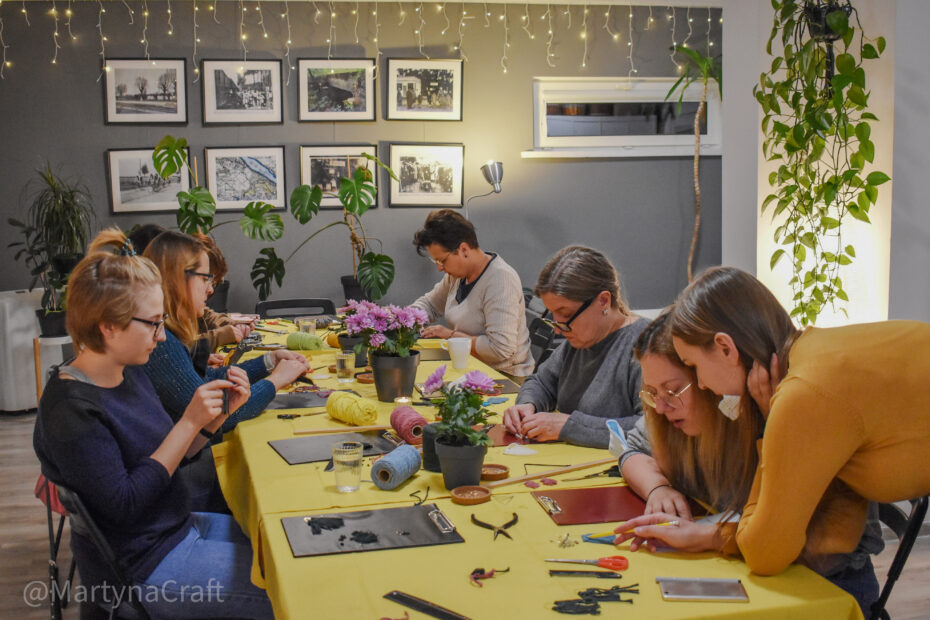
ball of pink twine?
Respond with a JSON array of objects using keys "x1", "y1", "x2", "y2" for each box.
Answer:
[{"x1": 390, "y1": 406, "x2": 428, "y2": 445}]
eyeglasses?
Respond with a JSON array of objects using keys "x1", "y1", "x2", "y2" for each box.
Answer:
[
  {"x1": 639, "y1": 383, "x2": 693, "y2": 410},
  {"x1": 431, "y1": 250, "x2": 458, "y2": 267},
  {"x1": 131, "y1": 314, "x2": 168, "y2": 340},
  {"x1": 541, "y1": 296, "x2": 596, "y2": 333},
  {"x1": 186, "y1": 270, "x2": 214, "y2": 286}
]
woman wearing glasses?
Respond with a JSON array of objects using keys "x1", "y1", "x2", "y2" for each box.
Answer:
[
  {"x1": 503, "y1": 246, "x2": 648, "y2": 447},
  {"x1": 411, "y1": 209, "x2": 534, "y2": 377},
  {"x1": 33, "y1": 230, "x2": 273, "y2": 618}
]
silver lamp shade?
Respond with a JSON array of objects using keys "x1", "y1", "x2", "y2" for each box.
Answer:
[{"x1": 480, "y1": 161, "x2": 503, "y2": 193}]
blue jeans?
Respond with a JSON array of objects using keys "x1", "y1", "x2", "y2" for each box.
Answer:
[
  {"x1": 826, "y1": 557, "x2": 880, "y2": 618},
  {"x1": 140, "y1": 512, "x2": 273, "y2": 619}
]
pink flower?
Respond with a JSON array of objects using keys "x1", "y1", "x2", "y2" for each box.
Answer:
[
  {"x1": 369, "y1": 332, "x2": 386, "y2": 347},
  {"x1": 423, "y1": 365, "x2": 446, "y2": 394},
  {"x1": 461, "y1": 371, "x2": 495, "y2": 393}
]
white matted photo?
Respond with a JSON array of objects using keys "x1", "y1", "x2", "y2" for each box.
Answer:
[
  {"x1": 106, "y1": 148, "x2": 190, "y2": 213},
  {"x1": 299, "y1": 145, "x2": 378, "y2": 208},
  {"x1": 201, "y1": 60, "x2": 282, "y2": 124},
  {"x1": 103, "y1": 59, "x2": 187, "y2": 124},
  {"x1": 298, "y1": 59, "x2": 376, "y2": 121},
  {"x1": 389, "y1": 143, "x2": 464, "y2": 208},
  {"x1": 205, "y1": 146, "x2": 286, "y2": 210},
  {"x1": 386, "y1": 59, "x2": 463, "y2": 121}
]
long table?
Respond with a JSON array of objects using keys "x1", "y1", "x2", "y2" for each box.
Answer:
[{"x1": 214, "y1": 332, "x2": 863, "y2": 619}]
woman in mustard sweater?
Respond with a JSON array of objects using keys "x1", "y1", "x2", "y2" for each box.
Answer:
[{"x1": 616, "y1": 267, "x2": 930, "y2": 610}]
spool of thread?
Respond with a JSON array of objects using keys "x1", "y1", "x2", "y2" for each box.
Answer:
[
  {"x1": 326, "y1": 391, "x2": 379, "y2": 425},
  {"x1": 420, "y1": 423, "x2": 442, "y2": 472},
  {"x1": 371, "y1": 444, "x2": 422, "y2": 490},
  {"x1": 390, "y1": 406, "x2": 428, "y2": 445}
]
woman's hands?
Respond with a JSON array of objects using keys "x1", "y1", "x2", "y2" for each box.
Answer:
[
  {"x1": 183, "y1": 366, "x2": 251, "y2": 429},
  {"x1": 421, "y1": 324, "x2": 454, "y2": 339},
  {"x1": 646, "y1": 486, "x2": 693, "y2": 521},
  {"x1": 231, "y1": 323, "x2": 253, "y2": 342},
  {"x1": 502, "y1": 404, "x2": 568, "y2": 442},
  {"x1": 503, "y1": 403, "x2": 536, "y2": 434},
  {"x1": 613, "y1": 512, "x2": 720, "y2": 553},
  {"x1": 267, "y1": 351, "x2": 311, "y2": 390},
  {"x1": 747, "y1": 353, "x2": 783, "y2": 417}
]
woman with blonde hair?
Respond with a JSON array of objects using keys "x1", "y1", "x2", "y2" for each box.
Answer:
[
  {"x1": 503, "y1": 245, "x2": 648, "y2": 447},
  {"x1": 33, "y1": 229, "x2": 272, "y2": 618}
]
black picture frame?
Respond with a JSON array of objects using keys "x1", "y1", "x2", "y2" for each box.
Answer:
[
  {"x1": 204, "y1": 146, "x2": 287, "y2": 210},
  {"x1": 299, "y1": 145, "x2": 379, "y2": 209},
  {"x1": 103, "y1": 58, "x2": 188, "y2": 125},
  {"x1": 298, "y1": 58, "x2": 376, "y2": 122},
  {"x1": 105, "y1": 147, "x2": 191, "y2": 214},
  {"x1": 201, "y1": 59, "x2": 284, "y2": 125},
  {"x1": 386, "y1": 58, "x2": 463, "y2": 121},
  {"x1": 388, "y1": 143, "x2": 464, "y2": 208}
]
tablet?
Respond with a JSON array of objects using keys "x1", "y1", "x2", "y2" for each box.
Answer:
[{"x1": 655, "y1": 577, "x2": 749, "y2": 602}]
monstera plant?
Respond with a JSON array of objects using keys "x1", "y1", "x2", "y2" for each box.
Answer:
[
  {"x1": 153, "y1": 136, "x2": 396, "y2": 301},
  {"x1": 754, "y1": 0, "x2": 889, "y2": 325}
]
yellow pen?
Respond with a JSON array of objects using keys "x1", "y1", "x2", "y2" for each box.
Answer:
[{"x1": 590, "y1": 520, "x2": 680, "y2": 539}]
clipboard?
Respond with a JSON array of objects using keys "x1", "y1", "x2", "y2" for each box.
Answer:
[
  {"x1": 268, "y1": 431, "x2": 401, "y2": 465},
  {"x1": 281, "y1": 503, "x2": 464, "y2": 557},
  {"x1": 532, "y1": 485, "x2": 706, "y2": 525}
]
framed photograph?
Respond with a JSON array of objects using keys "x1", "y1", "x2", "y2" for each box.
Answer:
[
  {"x1": 298, "y1": 59, "x2": 376, "y2": 121},
  {"x1": 299, "y1": 145, "x2": 378, "y2": 209},
  {"x1": 106, "y1": 148, "x2": 190, "y2": 214},
  {"x1": 205, "y1": 146, "x2": 286, "y2": 210},
  {"x1": 389, "y1": 143, "x2": 464, "y2": 208},
  {"x1": 386, "y1": 58, "x2": 463, "y2": 121},
  {"x1": 103, "y1": 58, "x2": 187, "y2": 124},
  {"x1": 201, "y1": 60, "x2": 283, "y2": 124}
]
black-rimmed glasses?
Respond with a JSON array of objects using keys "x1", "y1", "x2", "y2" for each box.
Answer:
[
  {"x1": 131, "y1": 314, "x2": 168, "y2": 339},
  {"x1": 185, "y1": 270, "x2": 214, "y2": 286},
  {"x1": 541, "y1": 296, "x2": 596, "y2": 333}
]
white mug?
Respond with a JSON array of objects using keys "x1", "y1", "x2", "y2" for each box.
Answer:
[{"x1": 441, "y1": 337, "x2": 471, "y2": 369}]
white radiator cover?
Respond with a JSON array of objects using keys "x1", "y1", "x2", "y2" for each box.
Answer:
[{"x1": 0, "y1": 289, "x2": 42, "y2": 411}]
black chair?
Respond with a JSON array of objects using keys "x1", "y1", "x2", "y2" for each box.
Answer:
[
  {"x1": 528, "y1": 317, "x2": 559, "y2": 372},
  {"x1": 36, "y1": 476, "x2": 76, "y2": 620},
  {"x1": 254, "y1": 298, "x2": 337, "y2": 319},
  {"x1": 870, "y1": 495, "x2": 929, "y2": 620},
  {"x1": 55, "y1": 485, "x2": 151, "y2": 620}
]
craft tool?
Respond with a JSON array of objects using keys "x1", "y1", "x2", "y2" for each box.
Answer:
[
  {"x1": 548, "y1": 570, "x2": 624, "y2": 579},
  {"x1": 221, "y1": 368, "x2": 230, "y2": 416},
  {"x1": 383, "y1": 590, "x2": 471, "y2": 620},
  {"x1": 294, "y1": 376, "x2": 315, "y2": 385},
  {"x1": 563, "y1": 465, "x2": 621, "y2": 481},
  {"x1": 589, "y1": 520, "x2": 680, "y2": 539},
  {"x1": 470, "y1": 513, "x2": 518, "y2": 540},
  {"x1": 545, "y1": 556, "x2": 629, "y2": 571},
  {"x1": 482, "y1": 457, "x2": 616, "y2": 490},
  {"x1": 255, "y1": 326, "x2": 287, "y2": 334}
]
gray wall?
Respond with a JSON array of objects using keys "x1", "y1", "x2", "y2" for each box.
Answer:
[
  {"x1": 0, "y1": 2, "x2": 721, "y2": 313},
  {"x1": 890, "y1": 0, "x2": 930, "y2": 322}
]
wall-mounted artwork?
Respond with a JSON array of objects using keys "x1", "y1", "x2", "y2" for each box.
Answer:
[
  {"x1": 205, "y1": 146, "x2": 286, "y2": 210},
  {"x1": 106, "y1": 147, "x2": 190, "y2": 213},
  {"x1": 103, "y1": 58, "x2": 187, "y2": 124},
  {"x1": 386, "y1": 58, "x2": 463, "y2": 121},
  {"x1": 389, "y1": 143, "x2": 464, "y2": 208},
  {"x1": 201, "y1": 60, "x2": 283, "y2": 124},
  {"x1": 299, "y1": 145, "x2": 378, "y2": 208},
  {"x1": 298, "y1": 59, "x2": 376, "y2": 121}
]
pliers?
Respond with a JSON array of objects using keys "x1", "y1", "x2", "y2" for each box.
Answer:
[{"x1": 471, "y1": 513, "x2": 518, "y2": 540}]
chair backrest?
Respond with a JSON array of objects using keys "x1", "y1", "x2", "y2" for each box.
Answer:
[
  {"x1": 870, "y1": 495, "x2": 929, "y2": 620},
  {"x1": 528, "y1": 317, "x2": 559, "y2": 372},
  {"x1": 254, "y1": 298, "x2": 337, "y2": 319}
]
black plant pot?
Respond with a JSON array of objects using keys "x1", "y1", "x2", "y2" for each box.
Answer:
[
  {"x1": 369, "y1": 351, "x2": 420, "y2": 402},
  {"x1": 206, "y1": 281, "x2": 230, "y2": 313},
  {"x1": 435, "y1": 441, "x2": 488, "y2": 490},
  {"x1": 341, "y1": 275, "x2": 370, "y2": 303},
  {"x1": 420, "y1": 423, "x2": 443, "y2": 472},
  {"x1": 337, "y1": 333, "x2": 369, "y2": 367},
  {"x1": 803, "y1": 1, "x2": 852, "y2": 42},
  {"x1": 35, "y1": 309, "x2": 67, "y2": 338}
]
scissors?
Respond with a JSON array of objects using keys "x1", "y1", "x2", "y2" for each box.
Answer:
[{"x1": 545, "y1": 556, "x2": 629, "y2": 571}]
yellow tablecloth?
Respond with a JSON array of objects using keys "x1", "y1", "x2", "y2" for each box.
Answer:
[{"x1": 215, "y1": 332, "x2": 863, "y2": 620}]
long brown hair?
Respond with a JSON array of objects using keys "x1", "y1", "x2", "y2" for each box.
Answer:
[
  {"x1": 142, "y1": 231, "x2": 205, "y2": 346},
  {"x1": 635, "y1": 311, "x2": 764, "y2": 517},
  {"x1": 535, "y1": 245, "x2": 629, "y2": 313},
  {"x1": 67, "y1": 228, "x2": 161, "y2": 353}
]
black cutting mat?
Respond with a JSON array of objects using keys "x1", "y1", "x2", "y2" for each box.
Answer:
[
  {"x1": 265, "y1": 389, "x2": 359, "y2": 411},
  {"x1": 281, "y1": 503, "x2": 464, "y2": 557},
  {"x1": 268, "y1": 431, "x2": 398, "y2": 465}
]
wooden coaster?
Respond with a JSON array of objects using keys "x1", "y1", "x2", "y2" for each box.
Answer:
[
  {"x1": 356, "y1": 372, "x2": 375, "y2": 384},
  {"x1": 450, "y1": 486, "x2": 491, "y2": 505},
  {"x1": 481, "y1": 463, "x2": 510, "y2": 481}
]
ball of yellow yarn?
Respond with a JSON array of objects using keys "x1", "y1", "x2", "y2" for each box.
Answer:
[{"x1": 327, "y1": 391, "x2": 378, "y2": 425}]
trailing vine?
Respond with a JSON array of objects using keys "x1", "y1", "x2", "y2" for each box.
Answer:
[{"x1": 754, "y1": 0, "x2": 889, "y2": 325}]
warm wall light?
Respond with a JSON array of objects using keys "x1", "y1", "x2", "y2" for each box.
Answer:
[{"x1": 464, "y1": 160, "x2": 503, "y2": 219}]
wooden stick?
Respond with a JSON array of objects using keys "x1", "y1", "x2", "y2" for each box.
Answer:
[
  {"x1": 293, "y1": 425, "x2": 391, "y2": 436},
  {"x1": 483, "y1": 457, "x2": 616, "y2": 489}
]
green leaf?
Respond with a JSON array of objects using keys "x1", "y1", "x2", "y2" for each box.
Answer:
[
  {"x1": 865, "y1": 184, "x2": 878, "y2": 204},
  {"x1": 826, "y1": 10, "x2": 850, "y2": 37},
  {"x1": 855, "y1": 122, "x2": 871, "y2": 142},
  {"x1": 239, "y1": 202, "x2": 284, "y2": 241},
  {"x1": 176, "y1": 186, "x2": 216, "y2": 233},
  {"x1": 289, "y1": 185, "x2": 322, "y2": 225},
  {"x1": 822, "y1": 216, "x2": 840, "y2": 230},
  {"x1": 861, "y1": 112, "x2": 879, "y2": 121},
  {"x1": 153, "y1": 135, "x2": 189, "y2": 180},
  {"x1": 862, "y1": 43, "x2": 879, "y2": 59},
  {"x1": 848, "y1": 85, "x2": 868, "y2": 107},
  {"x1": 848, "y1": 203, "x2": 871, "y2": 223},
  {"x1": 800, "y1": 232, "x2": 817, "y2": 249},
  {"x1": 770, "y1": 249, "x2": 786, "y2": 270},
  {"x1": 793, "y1": 244, "x2": 806, "y2": 263},
  {"x1": 761, "y1": 193, "x2": 778, "y2": 214},
  {"x1": 857, "y1": 191, "x2": 871, "y2": 211},
  {"x1": 250, "y1": 247, "x2": 286, "y2": 301},
  {"x1": 362, "y1": 151, "x2": 399, "y2": 182},
  {"x1": 837, "y1": 254, "x2": 853, "y2": 265},
  {"x1": 836, "y1": 288, "x2": 849, "y2": 302},
  {"x1": 851, "y1": 68, "x2": 866, "y2": 89},
  {"x1": 356, "y1": 252, "x2": 395, "y2": 301},
  {"x1": 849, "y1": 152, "x2": 865, "y2": 170},
  {"x1": 876, "y1": 37, "x2": 886, "y2": 54},
  {"x1": 845, "y1": 245, "x2": 856, "y2": 258},
  {"x1": 866, "y1": 171, "x2": 890, "y2": 185},
  {"x1": 834, "y1": 53, "x2": 855, "y2": 76},
  {"x1": 860, "y1": 140, "x2": 875, "y2": 163},
  {"x1": 339, "y1": 166, "x2": 377, "y2": 216}
]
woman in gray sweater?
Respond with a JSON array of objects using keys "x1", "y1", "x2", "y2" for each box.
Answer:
[
  {"x1": 504, "y1": 245, "x2": 647, "y2": 448},
  {"x1": 411, "y1": 209, "x2": 534, "y2": 377}
]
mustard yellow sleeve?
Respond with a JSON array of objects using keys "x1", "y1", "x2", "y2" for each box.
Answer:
[{"x1": 736, "y1": 377, "x2": 865, "y2": 575}]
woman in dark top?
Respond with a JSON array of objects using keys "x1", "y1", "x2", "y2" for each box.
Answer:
[{"x1": 33, "y1": 229, "x2": 272, "y2": 618}]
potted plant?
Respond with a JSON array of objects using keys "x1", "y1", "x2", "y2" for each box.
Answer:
[
  {"x1": 343, "y1": 303, "x2": 429, "y2": 402},
  {"x1": 422, "y1": 365, "x2": 495, "y2": 489},
  {"x1": 334, "y1": 299, "x2": 373, "y2": 367},
  {"x1": 8, "y1": 164, "x2": 95, "y2": 336}
]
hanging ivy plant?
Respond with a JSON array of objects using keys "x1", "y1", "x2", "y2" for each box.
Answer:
[{"x1": 754, "y1": 0, "x2": 889, "y2": 325}]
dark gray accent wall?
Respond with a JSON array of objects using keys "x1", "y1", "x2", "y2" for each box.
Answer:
[{"x1": 0, "y1": 2, "x2": 720, "y2": 312}]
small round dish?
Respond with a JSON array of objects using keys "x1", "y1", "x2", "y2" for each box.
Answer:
[
  {"x1": 450, "y1": 486, "x2": 491, "y2": 505},
  {"x1": 481, "y1": 463, "x2": 510, "y2": 481},
  {"x1": 356, "y1": 372, "x2": 375, "y2": 384}
]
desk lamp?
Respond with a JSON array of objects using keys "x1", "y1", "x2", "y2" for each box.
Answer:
[{"x1": 464, "y1": 160, "x2": 503, "y2": 219}]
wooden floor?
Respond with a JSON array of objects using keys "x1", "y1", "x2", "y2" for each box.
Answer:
[{"x1": 1, "y1": 411, "x2": 928, "y2": 619}]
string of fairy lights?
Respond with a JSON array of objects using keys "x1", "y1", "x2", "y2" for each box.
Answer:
[{"x1": 0, "y1": 1, "x2": 721, "y2": 80}]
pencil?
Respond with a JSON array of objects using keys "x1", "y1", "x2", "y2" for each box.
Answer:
[{"x1": 590, "y1": 520, "x2": 680, "y2": 539}]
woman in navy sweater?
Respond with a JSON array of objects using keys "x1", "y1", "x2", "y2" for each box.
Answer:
[{"x1": 33, "y1": 229, "x2": 272, "y2": 618}]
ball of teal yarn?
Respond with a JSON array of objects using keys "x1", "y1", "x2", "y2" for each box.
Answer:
[
  {"x1": 371, "y1": 444, "x2": 422, "y2": 490},
  {"x1": 286, "y1": 332, "x2": 323, "y2": 351}
]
